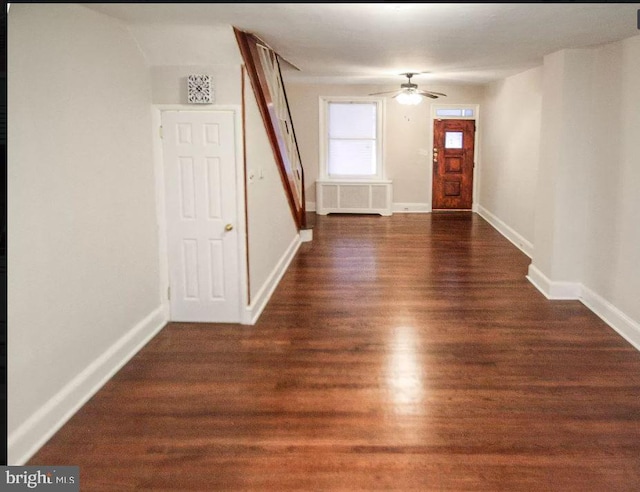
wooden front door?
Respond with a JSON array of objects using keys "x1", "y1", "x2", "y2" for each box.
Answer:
[{"x1": 432, "y1": 119, "x2": 475, "y2": 210}]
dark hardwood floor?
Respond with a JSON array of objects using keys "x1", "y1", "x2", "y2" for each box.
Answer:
[{"x1": 29, "y1": 213, "x2": 640, "y2": 490}]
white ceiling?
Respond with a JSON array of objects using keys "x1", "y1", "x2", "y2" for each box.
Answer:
[{"x1": 86, "y1": 3, "x2": 640, "y2": 85}]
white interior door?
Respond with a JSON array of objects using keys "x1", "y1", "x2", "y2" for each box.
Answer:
[{"x1": 162, "y1": 110, "x2": 240, "y2": 322}]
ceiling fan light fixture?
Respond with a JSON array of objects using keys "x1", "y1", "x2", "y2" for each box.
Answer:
[
  {"x1": 396, "y1": 90, "x2": 422, "y2": 105},
  {"x1": 368, "y1": 72, "x2": 445, "y2": 103}
]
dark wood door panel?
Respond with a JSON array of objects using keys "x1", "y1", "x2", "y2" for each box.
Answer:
[{"x1": 433, "y1": 119, "x2": 475, "y2": 210}]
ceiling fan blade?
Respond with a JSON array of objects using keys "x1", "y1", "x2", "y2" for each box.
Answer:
[
  {"x1": 417, "y1": 90, "x2": 447, "y2": 97},
  {"x1": 414, "y1": 92, "x2": 439, "y2": 99},
  {"x1": 368, "y1": 89, "x2": 403, "y2": 96}
]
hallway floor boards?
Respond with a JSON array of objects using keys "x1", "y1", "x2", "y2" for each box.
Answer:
[{"x1": 29, "y1": 213, "x2": 640, "y2": 490}]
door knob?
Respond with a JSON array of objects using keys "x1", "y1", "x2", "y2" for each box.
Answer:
[{"x1": 225, "y1": 224, "x2": 234, "y2": 232}]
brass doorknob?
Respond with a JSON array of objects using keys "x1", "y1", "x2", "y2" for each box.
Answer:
[{"x1": 225, "y1": 224, "x2": 233, "y2": 231}]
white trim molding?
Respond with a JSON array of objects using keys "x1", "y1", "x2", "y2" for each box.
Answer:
[
  {"x1": 580, "y1": 286, "x2": 640, "y2": 352},
  {"x1": 483, "y1": 207, "x2": 638, "y2": 351},
  {"x1": 477, "y1": 204, "x2": 534, "y2": 258},
  {"x1": 527, "y1": 265, "x2": 640, "y2": 352},
  {"x1": 243, "y1": 234, "x2": 302, "y2": 325},
  {"x1": 8, "y1": 306, "x2": 169, "y2": 465},
  {"x1": 526, "y1": 265, "x2": 582, "y2": 300},
  {"x1": 300, "y1": 228, "x2": 313, "y2": 243}
]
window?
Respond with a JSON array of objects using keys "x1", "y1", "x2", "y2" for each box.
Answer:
[
  {"x1": 435, "y1": 108, "x2": 475, "y2": 118},
  {"x1": 320, "y1": 97, "x2": 384, "y2": 180},
  {"x1": 445, "y1": 131, "x2": 464, "y2": 149}
]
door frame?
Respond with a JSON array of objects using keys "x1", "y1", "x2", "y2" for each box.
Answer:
[
  {"x1": 151, "y1": 105, "x2": 249, "y2": 324},
  {"x1": 428, "y1": 104, "x2": 480, "y2": 212}
]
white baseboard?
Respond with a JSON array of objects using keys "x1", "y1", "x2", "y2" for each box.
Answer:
[
  {"x1": 300, "y1": 228, "x2": 313, "y2": 242},
  {"x1": 527, "y1": 265, "x2": 640, "y2": 352},
  {"x1": 580, "y1": 286, "x2": 640, "y2": 351},
  {"x1": 8, "y1": 306, "x2": 169, "y2": 465},
  {"x1": 243, "y1": 234, "x2": 301, "y2": 325},
  {"x1": 486, "y1": 208, "x2": 638, "y2": 352},
  {"x1": 526, "y1": 264, "x2": 581, "y2": 300},
  {"x1": 526, "y1": 264, "x2": 555, "y2": 298},
  {"x1": 392, "y1": 202, "x2": 431, "y2": 213},
  {"x1": 477, "y1": 204, "x2": 533, "y2": 258}
]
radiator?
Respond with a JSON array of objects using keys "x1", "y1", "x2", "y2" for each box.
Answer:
[{"x1": 316, "y1": 180, "x2": 392, "y2": 216}]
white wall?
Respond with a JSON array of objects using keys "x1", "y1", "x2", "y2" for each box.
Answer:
[
  {"x1": 533, "y1": 46, "x2": 610, "y2": 282},
  {"x1": 285, "y1": 82, "x2": 484, "y2": 208},
  {"x1": 150, "y1": 65, "x2": 241, "y2": 105},
  {"x1": 528, "y1": 35, "x2": 640, "y2": 348},
  {"x1": 582, "y1": 35, "x2": 640, "y2": 323},
  {"x1": 531, "y1": 51, "x2": 566, "y2": 277},
  {"x1": 243, "y1": 72, "x2": 299, "y2": 311},
  {"x1": 477, "y1": 35, "x2": 640, "y2": 346},
  {"x1": 127, "y1": 24, "x2": 243, "y2": 106},
  {"x1": 536, "y1": 49, "x2": 594, "y2": 282},
  {"x1": 8, "y1": 4, "x2": 164, "y2": 463},
  {"x1": 479, "y1": 67, "x2": 542, "y2": 253}
]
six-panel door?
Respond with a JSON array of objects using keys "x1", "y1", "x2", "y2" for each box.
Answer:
[{"x1": 162, "y1": 111, "x2": 240, "y2": 322}]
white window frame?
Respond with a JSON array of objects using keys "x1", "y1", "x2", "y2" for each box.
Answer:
[
  {"x1": 432, "y1": 105, "x2": 476, "y2": 119},
  {"x1": 319, "y1": 96, "x2": 385, "y2": 181}
]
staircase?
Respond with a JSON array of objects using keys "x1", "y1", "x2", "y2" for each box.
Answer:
[{"x1": 234, "y1": 27, "x2": 311, "y2": 239}]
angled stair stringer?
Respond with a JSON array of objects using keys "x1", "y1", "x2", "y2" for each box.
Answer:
[{"x1": 234, "y1": 27, "x2": 308, "y2": 231}]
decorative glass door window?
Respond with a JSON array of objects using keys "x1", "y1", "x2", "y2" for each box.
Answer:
[{"x1": 445, "y1": 131, "x2": 463, "y2": 149}]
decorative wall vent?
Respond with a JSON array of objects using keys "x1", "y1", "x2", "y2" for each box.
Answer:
[{"x1": 187, "y1": 75, "x2": 213, "y2": 104}]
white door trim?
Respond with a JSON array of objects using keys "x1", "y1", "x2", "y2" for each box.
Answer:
[{"x1": 151, "y1": 104, "x2": 248, "y2": 323}]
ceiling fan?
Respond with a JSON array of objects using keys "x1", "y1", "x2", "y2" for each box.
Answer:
[{"x1": 369, "y1": 73, "x2": 447, "y2": 105}]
